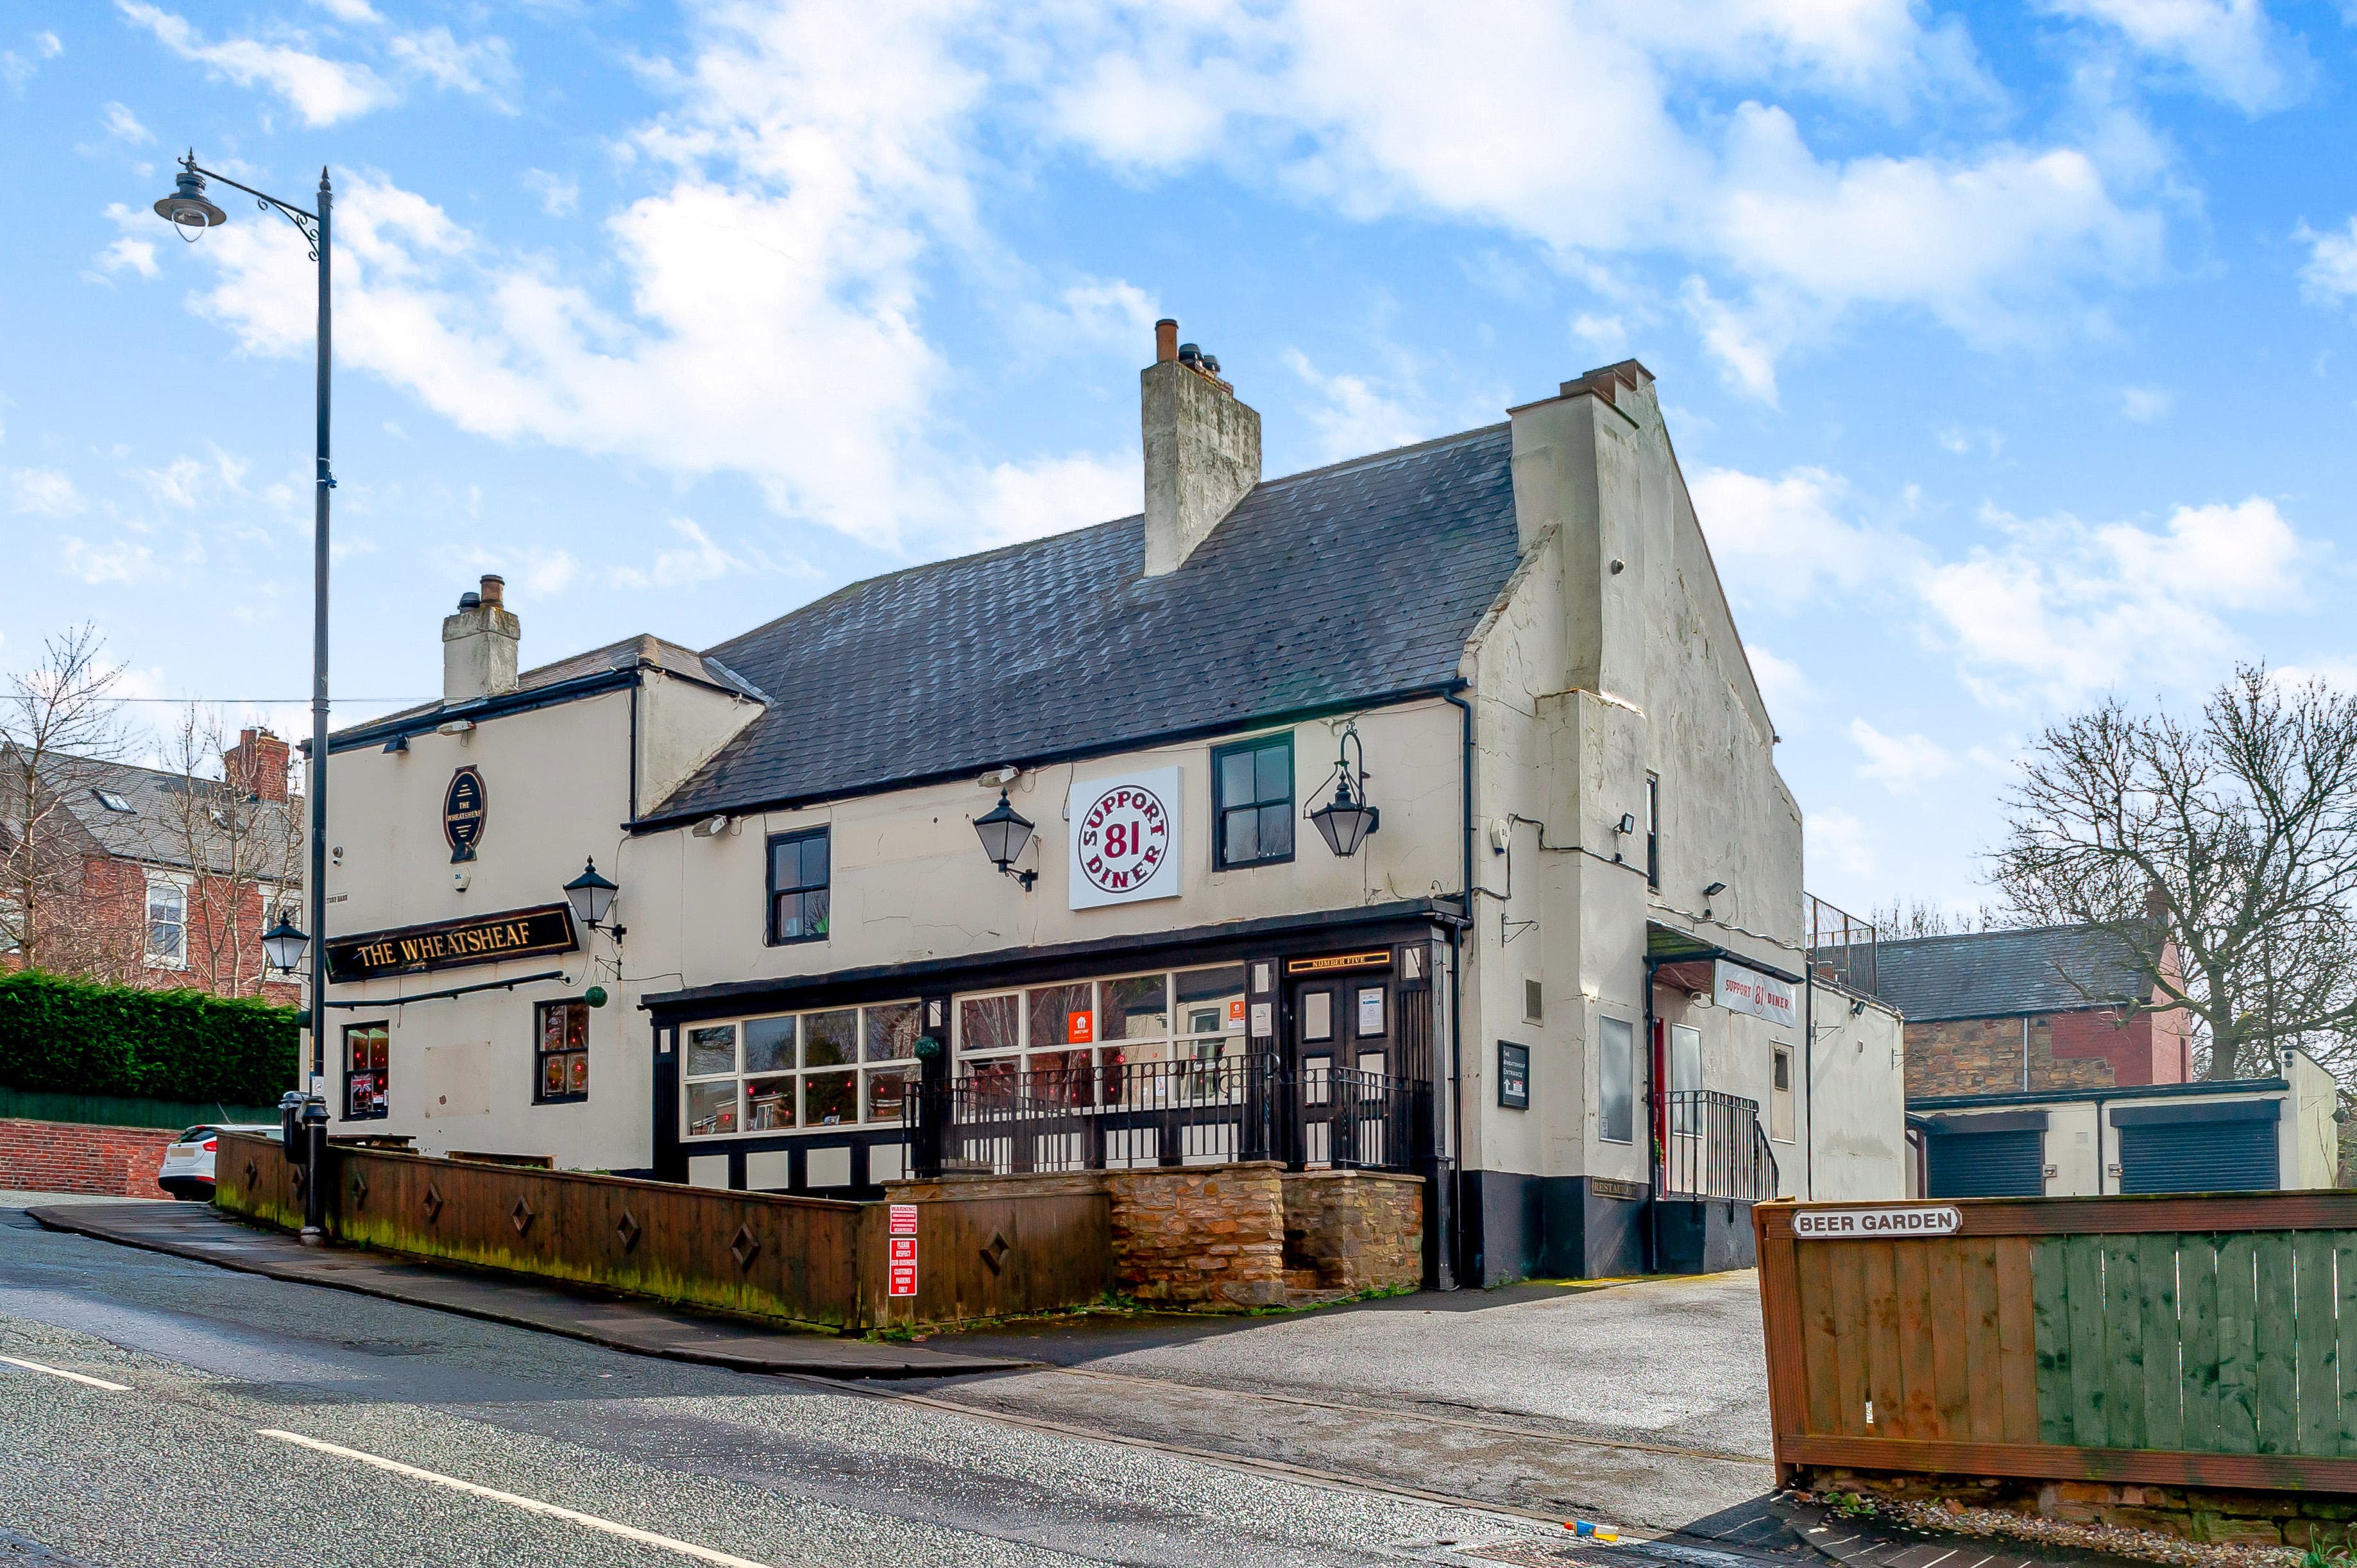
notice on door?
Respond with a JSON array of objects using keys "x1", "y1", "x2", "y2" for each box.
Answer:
[
  {"x1": 1791, "y1": 1206, "x2": 1962, "y2": 1238},
  {"x1": 887, "y1": 1204, "x2": 919, "y2": 1297}
]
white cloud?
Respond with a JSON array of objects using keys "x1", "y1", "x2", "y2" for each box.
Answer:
[
  {"x1": 309, "y1": 0, "x2": 384, "y2": 24},
  {"x1": 144, "y1": 456, "x2": 208, "y2": 508},
  {"x1": 2042, "y1": 0, "x2": 2311, "y2": 113},
  {"x1": 1744, "y1": 643, "x2": 1811, "y2": 718},
  {"x1": 522, "y1": 169, "x2": 579, "y2": 218},
  {"x1": 3, "y1": 30, "x2": 63, "y2": 91},
  {"x1": 1283, "y1": 350, "x2": 1431, "y2": 463},
  {"x1": 1806, "y1": 807, "x2": 1876, "y2": 882},
  {"x1": 608, "y1": 518, "x2": 739, "y2": 590},
  {"x1": 9, "y1": 468, "x2": 85, "y2": 518},
  {"x1": 119, "y1": 3, "x2": 397, "y2": 126},
  {"x1": 387, "y1": 27, "x2": 516, "y2": 109},
  {"x1": 1918, "y1": 495, "x2": 2308, "y2": 703},
  {"x1": 95, "y1": 236, "x2": 159, "y2": 280},
  {"x1": 2297, "y1": 217, "x2": 2357, "y2": 306},
  {"x1": 60, "y1": 537, "x2": 158, "y2": 583},
  {"x1": 1688, "y1": 464, "x2": 1881, "y2": 606},
  {"x1": 463, "y1": 546, "x2": 580, "y2": 597},
  {"x1": 2120, "y1": 385, "x2": 2172, "y2": 420},
  {"x1": 973, "y1": 454, "x2": 1139, "y2": 547},
  {"x1": 1850, "y1": 717, "x2": 1957, "y2": 792},
  {"x1": 101, "y1": 101, "x2": 153, "y2": 144}
]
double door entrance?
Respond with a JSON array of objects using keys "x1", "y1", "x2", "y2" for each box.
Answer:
[{"x1": 1285, "y1": 960, "x2": 1412, "y2": 1169}]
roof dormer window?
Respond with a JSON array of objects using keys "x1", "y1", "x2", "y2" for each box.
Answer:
[{"x1": 92, "y1": 788, "x2": 135, "y2": 814}]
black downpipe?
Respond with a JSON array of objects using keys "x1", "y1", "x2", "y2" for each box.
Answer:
[
  {"x1": 1443, "y1": 687, "x2": 1475, "y2": 1291},
  {"x1": 1802, "y1": 975, "x2": 1815, "y2": 1201}
]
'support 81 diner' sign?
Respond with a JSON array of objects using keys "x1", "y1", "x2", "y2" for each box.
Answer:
[{"x1": 1068, "y1": 766, "x2": 1182, "y2": 910}]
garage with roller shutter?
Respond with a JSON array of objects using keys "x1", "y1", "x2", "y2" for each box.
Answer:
[
  {"x1": 1921, "y1": 1109, "x2": 2048, "y2": 1198},
  {"x1": 2113, "y1": 1098, "x2": 2279, "y2": 1195}
]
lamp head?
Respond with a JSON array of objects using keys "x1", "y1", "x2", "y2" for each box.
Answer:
[
  {"x1": 153, "y1": 160, "x2": 227, "y2": 235},
  {"x1": 260, "y1": 915, "x2": 308, "y2": 973},
  {"x1": 564, "y1": 857, "x2": 620, "y2": 928},
  {"x1": 973, "y1": 790, "x2": 1035, "y2": 873},
  {"x1": 1703, "y1": 881, "x2": 1728, "y2": 900},
  {"x1": 1310, "y1": 771, "x2": 1380, "y2": 858}
]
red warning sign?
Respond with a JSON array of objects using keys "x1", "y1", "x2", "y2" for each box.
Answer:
[
  {"x1": 889, "y1": 1262, "x2": 918, "y2": 1297},
  {"x1": 889, "y1": 1204, "x2": 918, "y2": 1235},
  {"x1": 888, "y1": 1205, "x2": 919, "y2": 1296},
  {"x1": 888, "y1": 1236, "x2": 917, "y2": 1263}
]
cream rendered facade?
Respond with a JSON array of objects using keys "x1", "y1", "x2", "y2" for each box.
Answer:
[{"x1": 314, "y1": 349, "x2": 1905, "y2": 1283}]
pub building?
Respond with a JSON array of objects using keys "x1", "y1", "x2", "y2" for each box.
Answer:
[{"x1": 315, "y1": 327, "x2": 1906, "y2": 1284}]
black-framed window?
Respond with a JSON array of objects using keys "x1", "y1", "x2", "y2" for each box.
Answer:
[
  {"x1": 1645, "y1": 773, "x2": 1661, "y2": 891},
  {"x1": 767, "y1": 827, "x2": 830, "y2": 944},
  {"x1": 535, "y1": 999, "x2": 590, "y2": 1104},
  {"x1": 1213, "y1": 733, "x2": 1293, "y2": 869},
  {"x1": 344, "y1": 1022, "x2": 389, "y2": 1121}
]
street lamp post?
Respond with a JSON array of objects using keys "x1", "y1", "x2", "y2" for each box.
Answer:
[{"x1": 158, "y1": 152, "x2": 336, "y2": 1245}]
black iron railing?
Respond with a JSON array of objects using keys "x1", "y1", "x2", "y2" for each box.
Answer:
[
  {"x1": 906, "y1": 1053, "x2": 1425, "y2": 1178},
  {"x1": 1658, "y1": 1089, "x2": 1778, "y2": 1202}
]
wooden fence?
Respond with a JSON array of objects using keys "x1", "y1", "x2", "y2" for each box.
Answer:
[
  {"x1": 1757, "y1": 1194, "x2": 2357, "y2": 1494},
  {"x1": 217, "y1": 1132, "x2": 1111, "y2": 1333}
]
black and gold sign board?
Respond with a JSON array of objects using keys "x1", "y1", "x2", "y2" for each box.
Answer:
[
  {"x1": 328, "y1": 903, "x2": 576, "y2": 984},
  {"x1": 1286, "y1": 951, "x2": 1392, "y2": 975}
]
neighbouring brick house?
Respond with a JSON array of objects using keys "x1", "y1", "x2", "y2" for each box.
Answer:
[
  {"x1": 1875, "y1": 925, "x2": 2193, "y2": 1099},
  {"x1": 1, "y1": 729, "x2": 303, "y2": 1006}
]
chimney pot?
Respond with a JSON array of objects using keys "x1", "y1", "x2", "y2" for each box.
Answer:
[
  {"x1": 458, "y1": 591, "x2": 481, "y2": 609},
  {"x1": 1155, "y1": 319, "x2": 1178, "y2": 364},
  {"x1": 480, "y1": 574, "x2": 505, "y2": 608}
]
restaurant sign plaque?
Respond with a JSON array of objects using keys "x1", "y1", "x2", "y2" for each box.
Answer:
[{"x1": 327, "y1": 903, "x2": 577, "y2": 984}]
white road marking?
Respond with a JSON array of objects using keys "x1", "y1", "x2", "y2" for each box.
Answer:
[
  {"x1": 0, "y1": 1353, "x2": 128, "y2": 1391},
  {"x1": 256, "y1": 1429, "x2": 774, "y2": 1567}
]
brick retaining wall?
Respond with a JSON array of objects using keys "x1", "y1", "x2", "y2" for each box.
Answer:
[{"x1": 0, "y1": 1117, "x2": 171, "y2": 1197}]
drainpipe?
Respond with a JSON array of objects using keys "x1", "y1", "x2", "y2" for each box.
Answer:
[
  {"x1": 1443, "y1": 687, "x2": 1476, "y2": 1290},
  {"x1": 2022, "y1": 1016, "x2": 2030, "y2": 1093},
  {"x1": 1801, "y1": 974, "x2": 1814, "y2": 1202}
]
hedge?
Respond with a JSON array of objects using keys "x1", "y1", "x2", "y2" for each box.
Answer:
[{"x1": 0, "y1": 971, "x2": 300, "y2": 1107}]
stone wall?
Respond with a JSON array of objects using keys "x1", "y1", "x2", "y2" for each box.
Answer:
[
  {"x1": 1103, "y1": 1162, "x2": 1287, "y2": 1309},
  {"x1": 0, "y1": 1117, "x2": 170, "y2": 1197},
  {"x1": 1280, "y1": 1170, "x2": 1422, "y2": 1294},
  {"x1": 1906, "y1": 1012, "x2": 2142, "y2": 1098}
]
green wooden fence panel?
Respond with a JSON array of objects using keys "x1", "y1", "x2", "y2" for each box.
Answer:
[
  {"x1": 2336, "y1": 1238, "x2": 2357, "y2": 1459},
  {"x1": 2064, "y1": 1234, "x2": 2111, "y2": 1448},
  {"x1": 2294, "y1": 1232, "x2": 2339, "y2": 1457},
  {"x1": 2103, "y1": 1237, "x2": 2148, "y2": 1451},
  {"x1": 2253, "y1": 1234, "x2": 2299, "y2": 1454},
  {"x1": 2138, "y1": 1234, "x2": 2184, "y2": 1452},
  {"x1": 2216, "y1": 1234, "x2": 2260, "y2": 1454},
  {"x1": 2032, "y1": 1236, "x2": 2075, "y2": 1446},
  {"x1": 2179, "y1": 1238, "x2": 2220, "y2": 1451}
]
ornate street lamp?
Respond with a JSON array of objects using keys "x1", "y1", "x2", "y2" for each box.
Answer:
[
  {"x1": 157, "y1": 148, "x2": 336, "y2": 1247},
  {"x1": 261, "y1": 916, "x2": 308, "y2": 975},
  {"x1": 564, "y1": 858, "x2": 621, "y2": 930},
  {"x1": 1309, "y1": 729, "x2": 1381, "y2": 857},
  {"x1": 973, "y1": 791, "x2": 1037, "y2": 890}
]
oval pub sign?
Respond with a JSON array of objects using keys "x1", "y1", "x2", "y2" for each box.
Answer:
[{"x1": 445, "y1": 765, "x2": 487, "y2": 863}]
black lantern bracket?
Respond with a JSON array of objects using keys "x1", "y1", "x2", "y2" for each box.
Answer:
[{"x1": 1307, "y1": 723, "x2": 1382, "y2": 858}]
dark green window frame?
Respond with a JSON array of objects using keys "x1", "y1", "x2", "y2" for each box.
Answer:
[
  {"x1": 766, "y1": 827, "x2": 831, "y2": 946},
  {"x1": 1213, "y1": 733, "x2": 1294, "y2": 870}
]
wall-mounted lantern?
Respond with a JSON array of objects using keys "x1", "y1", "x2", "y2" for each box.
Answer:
[
  {"x1": 261, "y1": 916, "x2": 308, "y2": 974},
  {"x1": 973, "y1": 791, "x2": 1038, "y2": 891},
  {"x1": 1309, "y1": 728, "x2": 1381, "y2": 858},
  {"x1": 564, "y1": 858, "x2": 620, "y2": 930}
]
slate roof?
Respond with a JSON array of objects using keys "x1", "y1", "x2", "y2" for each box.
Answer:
[
  {"x1": 353, "y1": 633, "x2": 763, "y2": 737},
  {"x1": 649, "y1": 423, "x2": 1523, "y2": 821},
  {"x1": 9, "y1": 748, "x2": 301, "y2": 878},
  {"x1": 1872, "y1": 925, "x2": 2158, "y2": 1021}
]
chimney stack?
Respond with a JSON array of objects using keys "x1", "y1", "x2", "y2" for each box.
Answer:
[
  {"x1": 225, "y1": 727, "x2": 291, "y2": 803},
  {"x1": 443, "y1": 574, "x2": 520, "y2": 703},
  {"x1": 1141, "y1": 318, "x2": 1260, "y2": 577}
]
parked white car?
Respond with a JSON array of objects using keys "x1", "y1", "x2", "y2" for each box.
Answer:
[{"x1": 157, "y1": 1125, "x2": 279, "y2": 1200}]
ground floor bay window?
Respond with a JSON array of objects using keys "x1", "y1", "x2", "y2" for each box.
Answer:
[{"x1": 953, "y1": 964, "x2": 1250, "y2": 1098}]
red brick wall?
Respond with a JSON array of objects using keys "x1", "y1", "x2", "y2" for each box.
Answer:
[
  {"x1": 1907, "y1": 1005, "x2": 2192, "y2": 1098},
  {"x1": 0, "y1": 1118, "x2": 172, "y2": 1197}
]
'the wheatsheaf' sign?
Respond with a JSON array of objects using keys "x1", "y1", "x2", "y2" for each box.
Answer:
[
  {"x1": 1791, "y1": 1206, "x2": 1963, "y2": 1239},
  {"x1": 327, "y1": 903, "x2": 577, "y2": 984}
]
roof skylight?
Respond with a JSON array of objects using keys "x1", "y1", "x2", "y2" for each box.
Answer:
[{"x1": 92, "y1": 789, "x2": 135, "y2": 814}]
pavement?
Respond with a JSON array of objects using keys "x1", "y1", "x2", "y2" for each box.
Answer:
[{"x1": 28, "y1": 1198, "x2": 1034, "y2": 1379}]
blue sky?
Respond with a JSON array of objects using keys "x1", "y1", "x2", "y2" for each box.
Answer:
[{"x1": 3, "y1": 0, "x2": 2351, "y2": 925}]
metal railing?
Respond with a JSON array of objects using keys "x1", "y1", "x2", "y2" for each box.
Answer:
[
  {"x1": 1804, "y1": 891, "x2": 1878, "y2": 998},
  {"x1": 907, "y1": 1053, "x2": 1424, "y2": 1178},
  {"x1": 1658, "y1": 1089, "x2": 1778, "y2": 1202}
]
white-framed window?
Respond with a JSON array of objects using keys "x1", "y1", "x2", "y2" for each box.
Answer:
[
  {"x1": 951, "y1": 965, "x2": 1248, "y2": 1095},
  {"x1": 1771, "y1": 1043, "x2": 1796, "y2": 1143},
  {"x1": 683, "y1": 999, "x2": 921, "y2": 1139},
  {"x1": 1597, "y1": 1015, "x2": 1634, "y2": 1143},
  {"x1": 144, "y1": 877, "x2": 187, "y2": 969}
]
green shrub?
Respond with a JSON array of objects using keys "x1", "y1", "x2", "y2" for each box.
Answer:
[{"x1": 0, "y1": 971, "x2": 300, "y2": 1107}]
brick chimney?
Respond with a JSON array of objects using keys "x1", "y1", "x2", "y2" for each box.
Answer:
[
  {"x1": 1141, "y1": 318, "x2": 1261, "y2": 576},
  {"x1": 443, "y1": 574, "x2": 520, "y2": 703},
  {"x1": 224, "y1": 727, "x2": 291, "y2": 803}
]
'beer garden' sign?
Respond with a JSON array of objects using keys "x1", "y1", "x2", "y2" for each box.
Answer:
[{"x1": 328, "y1": 903, "x2": 577, "y2": 984}]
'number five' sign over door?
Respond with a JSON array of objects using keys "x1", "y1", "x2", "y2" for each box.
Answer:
[{"x1": 1068, "y1": 767, "x2": 1184, "y2": 910}]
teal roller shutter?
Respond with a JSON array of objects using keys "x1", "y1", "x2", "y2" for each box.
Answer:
[
  {"x1": 2117, "y1": 1119, "x2": 2277, "y2": 1194},
  {"x1": 1926, "y1": 1129, "x2": 2045, "y2": 1197}
]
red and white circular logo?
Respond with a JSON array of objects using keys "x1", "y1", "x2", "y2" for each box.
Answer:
[{"x1": 1077, "y1": 783, "x2": 1171, "y2": 895}]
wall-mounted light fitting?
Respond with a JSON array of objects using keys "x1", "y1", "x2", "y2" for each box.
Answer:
[
  {"x1": 973, "y1": 791, "x2": 1038, "y2": 891},
  {"x1": 1309, "y1": 726, "x2": 1380, "y2": 857},
  {"x1": 435, "y1": 719, "x2": 474, "y2": 737},
  {"x1": 1615, "y1": 813, "x2": 1637, "y2": 835}
]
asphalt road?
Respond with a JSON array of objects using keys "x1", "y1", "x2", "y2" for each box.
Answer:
[{"x1": 0, "y1": 1200, "x2": 1561, "y2": 1568}]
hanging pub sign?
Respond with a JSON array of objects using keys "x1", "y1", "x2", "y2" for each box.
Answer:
[
  {"x1": 1713, "y1": 959, "x2": 1798, "y2": 1029},
  {"x1": 445, "y1": 766, "x2": 488, "y2": 863},
  {"x1": 1067, "y1": 766, "x2": 1182, "y2": 910},
  {"x1": 327, "y1": 903, "x2": 577, "y2": 984}
]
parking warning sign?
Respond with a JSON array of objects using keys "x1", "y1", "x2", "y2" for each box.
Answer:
[{"x1": 887, "y1": 1204, "x2": 919, "y2": 1296}]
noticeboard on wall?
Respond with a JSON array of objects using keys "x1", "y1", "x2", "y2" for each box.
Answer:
[{"x1": 1498, "y1": 1040, "x2": 1530, "y2": 1110}]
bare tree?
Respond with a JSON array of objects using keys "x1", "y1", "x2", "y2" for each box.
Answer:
[
  {"x1": 0, "y1": 626, "x2": 135, "y2": 976},
  {"x1": 154, "y1": 708, "x2": 304, "y2": 998},
  {"x1": 1992, "y1": 665, "x2": 2357, "y2": 1082},
  {"x1": 1868, "y1": 899, "x2": 2006, "y2": 940}
]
